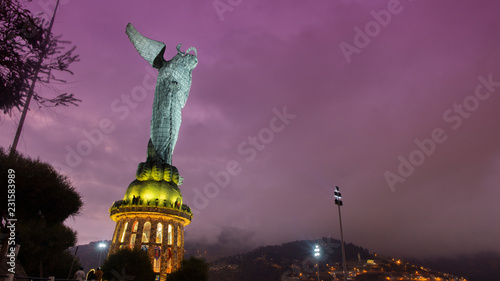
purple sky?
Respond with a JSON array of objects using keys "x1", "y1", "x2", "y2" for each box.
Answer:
[{"x1": 2, "y1": 0, "x2": 500, "y2": 258}]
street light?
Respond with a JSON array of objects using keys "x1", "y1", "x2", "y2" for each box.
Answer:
[
  {"x1": 98, "y1": 242, "x2": 107, "y2": 266},
  {"x1": 334, "y1": 186, "x2": 348, "y2": 281},
  {"x1": 314, "y1": 244, "x2": 320, "y2": 281}
]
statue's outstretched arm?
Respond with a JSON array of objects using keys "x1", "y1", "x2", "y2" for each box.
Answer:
[{"x1": 126, "y1": 23, "x2": 166, "y2": 69}]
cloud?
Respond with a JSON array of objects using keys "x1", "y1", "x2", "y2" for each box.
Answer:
[{"x1": 2, "y1": 0, "x2": 500, "y2": 259}]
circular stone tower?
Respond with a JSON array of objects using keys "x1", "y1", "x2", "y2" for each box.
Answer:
[{"x1": 108, "y1": 142, "x2": 192, "y2": 281}]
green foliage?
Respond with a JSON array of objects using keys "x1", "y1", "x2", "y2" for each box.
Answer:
[
  {"x1": 0, "y1": 148, "x2": 83, "y2": 277},
  {"x1": 101, "y1": 249, "x2": 155, "y2": 281},
  {"x1": 0, "y1": 0, "x2": 80, "y2": 115},
  {"x1": 168, "y1": 257, "x2": 209, "y2": 281}
]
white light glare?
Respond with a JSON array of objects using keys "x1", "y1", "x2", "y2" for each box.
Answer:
[{"x1": 314, "y1": 245, "x2": 320, "y2": 257}]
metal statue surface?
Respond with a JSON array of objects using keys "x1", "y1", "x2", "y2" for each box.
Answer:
[{"x1": 126, "y1": 23, "x2": 198, "y2": 165}]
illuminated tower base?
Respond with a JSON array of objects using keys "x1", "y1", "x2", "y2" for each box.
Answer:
[{"x1": 109, "y1": 162, "x2": 192, "y2": 281}]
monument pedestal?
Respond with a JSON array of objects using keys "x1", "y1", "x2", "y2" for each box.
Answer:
[{"x1": 109, "y1": 166, "x2": 192, "y2": 281}]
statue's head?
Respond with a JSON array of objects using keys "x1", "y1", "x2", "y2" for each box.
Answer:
[{"x1": 175, "y1": 44, "x2": 198, "y2": 71}]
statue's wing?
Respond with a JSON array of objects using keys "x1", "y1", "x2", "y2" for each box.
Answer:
[{"x1": 126, "y1": 23, "x2": 166, "y2": 69}]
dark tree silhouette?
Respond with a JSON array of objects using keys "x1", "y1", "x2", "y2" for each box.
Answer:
[
  {"x1": 168, "y1": 257, "x2": 209, "y2": 281},
  {"x1": 0, "y1": 0, "x2": 80, "y2": 115},
  {"x1": 0, "y1": 148, "x2": 83, "y2": 277},
  {"x1": 101, "y1": 248, "x2": 155, "y2": 281}
]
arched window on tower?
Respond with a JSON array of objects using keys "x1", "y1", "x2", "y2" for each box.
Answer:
[
  {"x1": 167, "y1": 224, "x2": 173, "y2": 245},
  {"x1": 130, "y1": 221, "x2": 138, "y2": 248},
  {"x1": 120, "y1": 222, "x2": 129, "y2": 243},
  {"x1": 142, "y1": 222, "x2": 151, "y2": 243},
  {"x1": 156, "y1": 223, "x2": 163, "y2": 243}
]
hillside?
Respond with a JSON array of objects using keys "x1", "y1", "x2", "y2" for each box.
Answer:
[
  {"x1": 68, "y1": 241, "x2": 110, "y2": 272},
  {"x1": 409, "y1": 252, "x2": 500, "y2": 281},
  {"x1": 207, "y1": 238, "x2": 469, "y2": 281},
  {"x1": 209, "y1": 237, "x2": 369, "y2": 281},
  {"x1": 72, "y1": 239, "x2": 498, "y2": 280}
]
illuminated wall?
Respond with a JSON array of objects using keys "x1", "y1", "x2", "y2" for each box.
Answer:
[{"x1": 109, "y1": 179, "x2": 192, "y2": 281}]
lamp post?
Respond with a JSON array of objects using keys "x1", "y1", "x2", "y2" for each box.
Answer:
[
  {"x1": 67, "y1": 246, "x2": 79, "y2": 279},
  {"x1": 334, "y1": 186, "x2": 348, "y2": 281},
  {"x1": 314, "y1": 244, "x2": 320, "y2": 281},
  {"x1": 98, "y1": 242, "x2": 107, "y2": 266}
]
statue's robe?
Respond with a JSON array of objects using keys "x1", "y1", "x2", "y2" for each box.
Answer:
[{"x1": 126, "y1": 23, "x2": 197, "y2": 164}]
